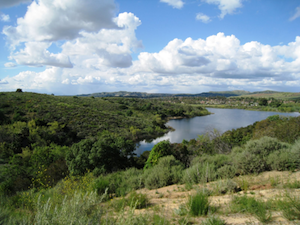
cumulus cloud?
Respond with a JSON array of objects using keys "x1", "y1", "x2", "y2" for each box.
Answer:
[
  {"x1": 203, "y1": 0, "x2": 243, "y2": 18},
  {"x1": 160, "y1": 0, "x2": 184, "y2": 9},
  {"x1": 136, "y1": 33, "x2": 300, "y2": 83},
  {"x1": 0, "y1": 14, "x2": 10, "y2": 22},
  {"x1": 0, "y1": 0, "x2": 31, "y2": 8},
  {"x1": 3, "y1": 0, "x2": 117, "y2": 45},
  {"x1": 4, "y1": 62, "x2": 17, "y2": 68},
  {"x1": 62, "y1": 12, "x2": 142, "y2": 68},
  {"x1": 12, "y1": 42, "x2": 73, "y2": 68},
  {"x1": 196, "y1": 13, "x2": 211, "y2": 23},
  {"x1": 0, "y1": 79, "x2": 8, "y2": 84},
  {"x1": 3, "y1": 1, "x2": 141, "y2": 69},
  {"x1": 290, "y1": 6, "x2": 300, "y2": 21}
]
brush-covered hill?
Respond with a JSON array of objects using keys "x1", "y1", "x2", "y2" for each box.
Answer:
[{"x1": 78, "y1": 90, "x2": 250, "y2": 98}]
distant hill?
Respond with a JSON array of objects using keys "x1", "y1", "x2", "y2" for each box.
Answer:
[
  {"x1": 78, "y1": 90, "x2": 247, "y2": 98},
  {"x1": 238, "y1": 91, "x2": 300, "y2": 100},
  {"x1": 78, "y1": 90, "x2": 300, "y2": 100}
]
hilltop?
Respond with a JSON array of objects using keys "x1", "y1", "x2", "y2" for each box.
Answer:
[{"x1": 78, "y1": 90, "x2": 300, "y2": 101}]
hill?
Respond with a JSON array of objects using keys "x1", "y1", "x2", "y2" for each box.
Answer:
[
  {"x1": 238, "y1": 91, "x2": 300, "y2": 100},
  {"x1": 78, "y1": 90, "x2": 250, "y2": 98}
]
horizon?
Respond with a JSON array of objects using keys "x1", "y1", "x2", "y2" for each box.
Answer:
[{"x1": 0, "y1": 0, "x2": 300, "y2": 95}]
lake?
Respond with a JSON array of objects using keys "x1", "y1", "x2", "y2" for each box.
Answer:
[{"x1": 135, "y1": 108, "x2": 300, "y2": 155}]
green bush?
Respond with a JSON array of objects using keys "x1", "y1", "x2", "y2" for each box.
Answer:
[
  {"x1": 127, "y1": 191, "x2": 149, "y2": 209},
  {"x1": 94, "y1": 168, "x2": 144, "y2": 198},
  {"x1": 267, "y1": 149, "x2": 297, "y2": 171},
  {"x1": 144, "y1": 155, "x2": 184, "y2": 189},
  {"x1": 234, "y1": 137, "x2": 290, "y2": 174},
  {"x1": 188, "y1": 191, "x2": 210, "y2": 216},
  {"x1": 182, "y1": 162, "x2": 216, "y2": 184},
  {"x1": 216, "y1": 165, "x2": 236, "y2": 179},
  {"x1": 144, "y1": 140, "x2": 172, "y2": 170},
  {"x1": 214, "y1": 179, "x2": 239, "y2": 195}
]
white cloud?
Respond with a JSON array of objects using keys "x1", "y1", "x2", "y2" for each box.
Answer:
[
  {"x1": 0, "y1": 0, "x2": 31, "y2": 8},
  {"x1": 0, "y1": 79, "x2": 8, "y2": 84},
  {"x1": 4, "y1": 62, "x2": 17, "y2": 67},
  {"x1": 3, "y1": 0, "x2": 117, "y2": 45},
  {"x1": 203, "y1": 0, "x2": 243, "y2": 18},
  {"x1": 135, "y1": 33, "x2": 300, "y2": 86},
  {"x1": 61, "y1": 12, "x2": 142, "y2": 68},
  {"x1": 12, "y1": 42, "x2": 73, "y2": 68},
  {"x1": 3, "y1": 1, "x2": 141, "y2": 69},
  {"x1": 196, "y1": 13, "x2": 211, "y2": 23},
  {"x1": 0, "y1": 14, "x2": 10, "y2": 22},
  {"x1": 160, "y1": 0, "x2": 184, "y2": 9},
  {"x1": 290, "y1": 6, "x2": 300, "y2": 21}
]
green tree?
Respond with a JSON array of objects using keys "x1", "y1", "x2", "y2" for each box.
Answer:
[
  {"x1": 258, "y1": 98, "x2": 268, "y2": 106},
  {"x1": 66, "y1": 134, "x2": 135, "y2": 175},
  {"x1": 144, "y1": 140, "x2": 172, "y2": 170}
]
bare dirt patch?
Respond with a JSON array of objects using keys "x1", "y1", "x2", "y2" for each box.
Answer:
[{"x1": 129, "y1": 171, "x2": 300, "y2": 224}]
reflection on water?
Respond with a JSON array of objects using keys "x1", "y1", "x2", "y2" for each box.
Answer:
[{"x1": 135, "y1": 108, "x2": 300, "y2": 155}]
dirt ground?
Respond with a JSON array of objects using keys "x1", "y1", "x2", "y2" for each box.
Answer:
[{"x1": 131, "y1": 171, "x2": 300, "y2": 224}]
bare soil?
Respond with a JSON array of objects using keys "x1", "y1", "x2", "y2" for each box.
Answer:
[{"x1": 128, "y1": 171, "x2": 300, "y2": 224}]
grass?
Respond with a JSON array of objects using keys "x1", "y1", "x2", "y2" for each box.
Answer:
[
  {"x1": 188, "y1": 191, "x2": 210, "y2": 216},
  {"x1": 201, "y1": 216, "x2": 226, "y2": 225},
  {"x1": 276, "y1": 193, "x2": 300, "y2": 221},
  {"x1": 230, "y1": 195, "x2": 272, "y2": 223},
  {"x1": 283, "y1": 179, "x2": 300, "y2": 189}
]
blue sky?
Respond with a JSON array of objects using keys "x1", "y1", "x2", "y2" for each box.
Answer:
[{"x1": 0, "y1": 0, "x2": 300, "y2": 95}]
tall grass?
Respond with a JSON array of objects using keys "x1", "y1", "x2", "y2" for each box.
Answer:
[
  {"x1": 277, "y1": 193, "x2": 300, "y2": 221},
  {"x1": 230, "y1": 195, "x2": 272, "y2": 223},
  {"x1": 188, "y1": 191, "x2": 210, "y2": 216}
]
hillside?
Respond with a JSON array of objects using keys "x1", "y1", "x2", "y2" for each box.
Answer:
[
  {"x1": 78, "y1": 90, "x2": 300, "y2": 101},
  {"x1": 238, "y1": 91, "x2": 300, "y2": 100},
  {"x1": 78, "y1": 90, "x2": 248, "y2": 98},
  {"x1": 1, "y1": 91, "x2": 300, "y2": 224}
]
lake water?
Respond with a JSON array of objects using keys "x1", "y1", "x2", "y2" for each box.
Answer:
[{"x1": 135, "y1": 108, "x2": 300, "y2": 155}]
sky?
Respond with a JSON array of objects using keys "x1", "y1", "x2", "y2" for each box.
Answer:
[{"x1": 0, "y1": 0, "x2": 300, "y2": 95}]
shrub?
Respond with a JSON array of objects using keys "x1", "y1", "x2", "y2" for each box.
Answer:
[
  {"x1": 245, "y1": 136, "x2": 290, "y2": 156},
  {"x1": 234, "y1": 137, "x2": 290, "y2": 174},
  {"x1": 267, "y1": 149, "x2": 297, "y2": 171},
  {"x1": 182, "y1": 162, "x2": 216, "y2": 184},
  {"x1": 216, "y1": 165, "x2": 236, "y2": 179},
  {"x1": 188, "y1": 191, "x2": 210, "y2": 216},
  {"x1": 94, "y1": 168, "x2": 144, "y2": 198},
  {"x1": 144, "y1": 155, "x2": 184, "y2": 189},
  {"x1": 127, "y1": 191, "x2": 149, "y2": 209},
  {"x1": 144, "y1": 140, "x2": 172, "y2": 170},
  {"x1": 213, "y1": 179, "x2": 239, "y2": 195}
]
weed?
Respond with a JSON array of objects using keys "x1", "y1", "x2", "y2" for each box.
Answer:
[
  {"x1": 174, "y1": 204, "x2": 189, "y2": 216},
  {"x1": 201, "y1": 216, "x2": 226, "y2": 225},
  {"x1": 236, "y1": 177, "x2": 249, "y2": 192},
  {"x1": 127, "y1": 191, "x2": 150, "y2": 209},
  {"x1": 269, "y1": 176, "x2": 280, "y2": 187},
  {"x1": 230, "y1": 195, "x2": 272, "y2": 223},
  {"x1": 187, "y1": 191, "x2": 210, "y2": 216},
  {"x1": 277, "y1": 193, "x2": 300, "y2": 220},
  {"x1": 283, "y1": 179, "x2": 300, "y2": 189}
]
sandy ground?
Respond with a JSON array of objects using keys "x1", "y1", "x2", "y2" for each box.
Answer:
[{"x1": 130, "y1": 171, "x2": 300, "y2": 224}]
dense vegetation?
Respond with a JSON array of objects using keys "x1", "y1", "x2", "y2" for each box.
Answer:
[{"x1": 1, "y1": 91, "x2": 300, "y2": 224}]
